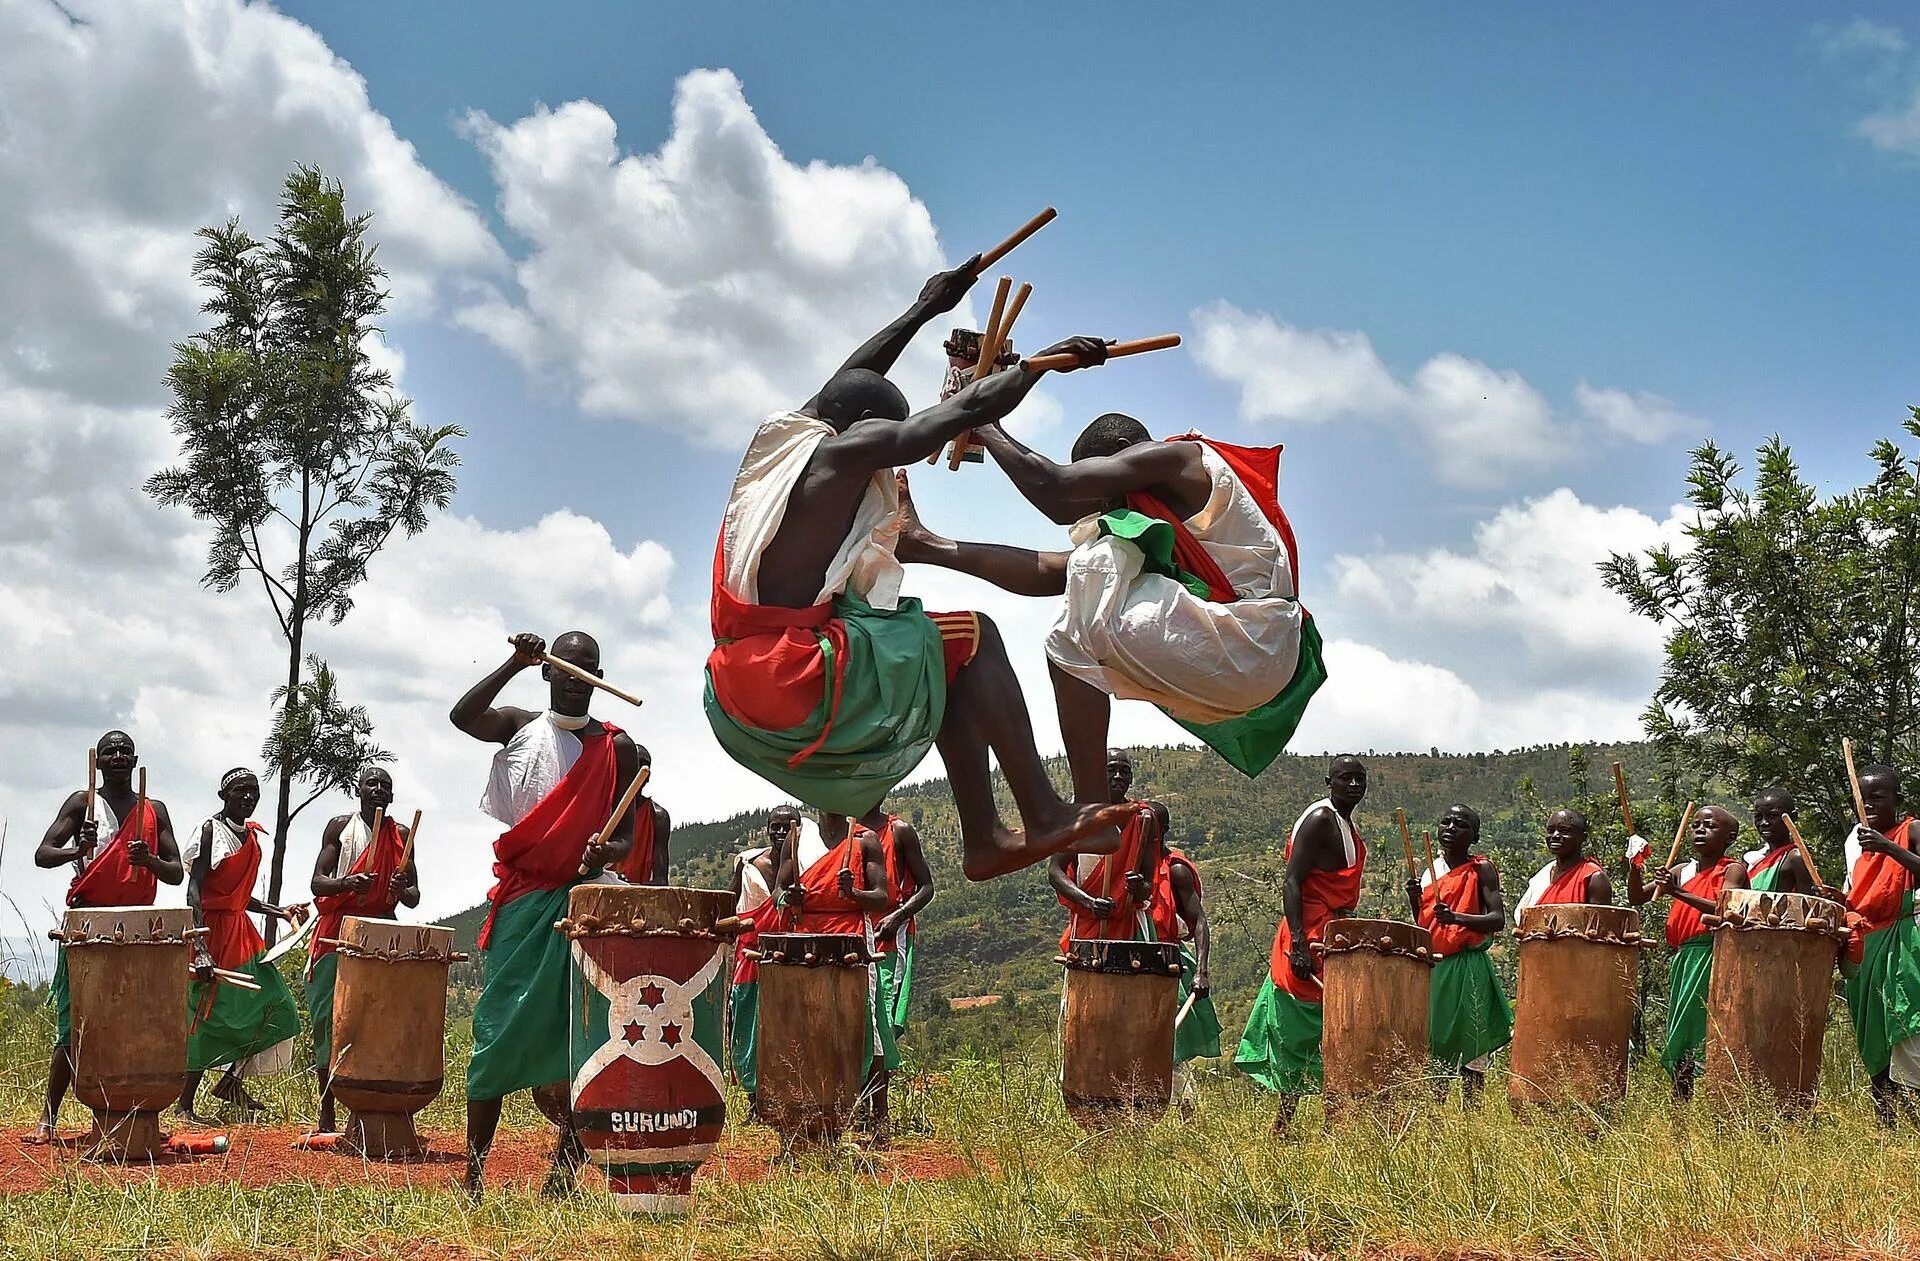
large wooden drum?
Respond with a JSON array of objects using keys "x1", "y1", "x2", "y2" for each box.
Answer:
[
  {"x1": 1320, "y1": 919, "x2": 1433, "y2": 1117},
  {"x1": 564, "y1": 885, "x2": 733, "y2": 1213},
  {"x1": 329, "y1": 917, "x2": 456, "y2": 1158},
  {"x1": 1059, "y1": 937, "x2": 1183, "y2": 1128},
  {"x1": 1702, "y1": 889, "x2": 1846, "y2": 1114},
  {"x1": 1509, "y1": 904, "x2": 1644, "y2": 1113},
  {"x1": 756, "y1": 931, "x2": 869, "y2": 1146},
  {"x1": 60, "y1": 906, "x2": 192, "y2": 1160}
]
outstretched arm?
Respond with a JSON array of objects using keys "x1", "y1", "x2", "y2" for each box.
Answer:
[
  {"x1": 972, "y1": 425, "x2": 1201, "y2": 525},
  {"x1": 802, "y1": 258, "x2": 979, "y2": 411}
]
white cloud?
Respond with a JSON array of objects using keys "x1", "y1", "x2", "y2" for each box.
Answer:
[
  {"x1": 1191, "y1": 303, "x2": 1687, "y2": 487},
  {"x1": 1817, "y1": 18, "x2": 1920, "y2": 157},
  {"x1": 1858, "y1": 89, "x2": 1920, "y2": 155},
  {"x1": 1819, "y1": 18, "x2": 1909, "y2": 58},
  {"x1": 457, "y1": 69, "x2": 971, "y2": 446}
]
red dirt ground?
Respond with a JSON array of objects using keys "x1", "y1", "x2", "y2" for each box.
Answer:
[{"x1": 0, "y1": 1125, "x2": 980, "y2": 1194}]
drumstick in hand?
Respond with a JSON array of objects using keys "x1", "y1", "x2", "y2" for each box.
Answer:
[
  {"x1": 1023, "y1": 334, "x2": 1181, "y2": 372},
  {"x1": 1844, "y1": 737, "x2": 1870, "y2": 829},
  {"x1": 580, "y1": 765, "x2": 652, "y2": 876},
  {"x1": 1781, "y1": 814, "x2": 1829, "y2": 895},
  {"x1": 519, "y1": 639, "x2": 644, "y2": 707},
  {"x1": 395, "y1": 810, "x2": 423, "y2": 893},
  {"x1": 1612, "y1": 761, "x2": 1635, "y2": 835},
  {"x1": 1395, "y1": 809, "x2": 1417, "y2": 878},
  {"x1": 1661, "y1": 801, "x2": 1696, "y2": 877},
  {"x1": 974, "y1": 207, "x2": 1056, "y2": 274},
  {"x1": 950, "y1": 280, "x2": 1032, "y2": 469},
  {"x1": 80, "y1": 748, "x2": 97, "y2": 865}
]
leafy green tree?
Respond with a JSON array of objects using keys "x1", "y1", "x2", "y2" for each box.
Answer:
[
  {"x1": 146, "y1": 166, "x2": 462, "y2": 928},
  {"x1": 1601, "y1": 414, "x2": 1920, "y2": 859}
]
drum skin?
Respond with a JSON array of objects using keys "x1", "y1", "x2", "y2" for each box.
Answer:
[
  {"x1": 1060, "y1": 938, "x2": 1181, "y2": 1128},
  {"x1": 1320, "y1": 919, "x2": 1432, "y2": 1115},
  {"x1": 64, "y1": 906, "x2": 191, "y2": 1159},
  {"x1": 1703, "y1": 889, "x2": 1843, "y2": 1114},
  {"x1": 1509, "y1": 904, "x2": 1638, "y2": 1111},
  {"x1": 331, "y1": 917, "x2": 452, "y2": 1158},
  {"x1": 756, "y1": 931, "x2": 869, "y2": 1145},
  {"x1": 567, "y1": 885, "x2": 733, "y2": 1212}
]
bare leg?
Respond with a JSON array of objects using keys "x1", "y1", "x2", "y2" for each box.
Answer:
[
  {"x1": 532, "y1": 1082, "x2": 584, "y2": 1197},
  {"x1": 1671, "y1": 1056, "x2": 1696, "y2": 1104},
  {"x1": 1461, "y1": 1067, "x2": 1486, "y2": 1108},
  {"x1": 1272, "y1": 1093, "x2": 1300, "y2": 1137},
  {"x1": 314, "y1": 1059, "x2": 336, "y2": 1134},
  {"x1": 32, "y1": 1047, "x2": 73, "y2": 1140},
  {"x1": 896, "y1": 471, "x2": 1069, "y2": 598},
  {"x1": 1049, "y1": 661, "x2": 1113, "y2": 805},
  {"x1": 465, "y1": 1096, "x2": 503, "y2": 1194},
  {"x1": 859, "y1": 1062, "x2": 892, "y2": 1150},
  {"x1": 937, "y1": 615, "x2": 1131, "y2": 880},
  {"x1": 177, "y1": 1071, "x2": 220, "y2": 1125},
  {"x1": 212, "y1": 1066, "x2": 265, "y2": 1115}
]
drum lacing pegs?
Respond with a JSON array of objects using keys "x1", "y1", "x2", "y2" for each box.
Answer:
[
  {"x1": 742, "y1": 948, "x2": 764, "y2": 962},
  {"x1": 842, "y1": 952, "x2": 863, "y2": 965},
  {"x1": 627, "y1": 918, "x2": 649, "y2": 933},
  {"x1": 1413, "y1": 946, "x2": 1432, "y2": 959},
  {"x1": 1053, "y1": 954, "x2": 1073, "y2": 967},
  {"x1": 770, "y1": 950, "x2": 789, "y2": 963},
  {"x1": 802, "y1": 951, "x2": 819, "y2": 964},
  {"x1": 1129, "y1": 957, "x2": 1143, "y2": 971},
  {"x1": 112, "y1": 927, "x2": 126, "y2": 943},
  {"x1": 677, "y1": 917, "x2": 697, "y2": 931},
  {"x1": 715, "y1": 915, "x2": 748, "y2": 935}
]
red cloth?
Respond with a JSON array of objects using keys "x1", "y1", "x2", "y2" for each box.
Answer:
[
  {"x1": 1057, "y1": 803, "x2": 1159, "y2": 950},
  {"x1": 787, "y1": 832, "x2": 870, "y2": 936},
  {"x1": 478, "y1": 723, "x2": 622, "y2": 950},
  {"x1": 1147, "y1": 847, "x2": 1199, "y2": 945},
  {"x1": 732, "y1": 896, "x2": 783, "y2": 986},
  {"x1": 1266, "y1": 811, "x2": 1366, "y2": 1001},
  {"x1": 202, "y1": 823, "x2": 268, "y2": 969},
  {"x1": 871, "y1": 816, "x2": 918, "y2": 957},
  {"x1": 1665, "y1": 855, "x2": 1734, "y2": 948},
  {"x1": 1129, "y1": 434, "x2": 1304, "y2": 599},
  {"x1": 307, "y1": 815, "x2": 406, "y2": 970},
  {"x1": 67, "y1": 801, "x2": 158, "y2": 908},
  {"x1": 1848, "y1": 817, "x2": 1916, "y2": 933},
  {"x1": 1537, "y1": 857, "x2": 1605, "y2": 906},
  {"x1": 616, "y1": 800, "x2": 660, "y2": 885},
  {"x1": 1420, "y1": 858, "x2": 1492, "y2": 956},
  {"x1": 1748, "y1": 845, "x2": 1792, "y2": 882},
  {"x1": 706, "y1": 536, "x2": 847, "y2": 764}
]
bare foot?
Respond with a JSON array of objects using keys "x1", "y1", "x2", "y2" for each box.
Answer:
[
  {"x1": 461, "y1": 1163, "x2": 484, "y2": 1198},
  {"x1": 21, "y1": 1123, "x2": 55, "y2": 1145},
  {"x1": 961, "y1": 801, "x2": 1134, "y2": 880},
  {"x1": 179, "y1": 1108, "x2": 221, "y2": 1128},
  {"x1": 539, "y1": 1164, "x2": 579, "y2": 1199},
  {"x1": 893, "y1": 471, "x2": 950, "y2": 561}
]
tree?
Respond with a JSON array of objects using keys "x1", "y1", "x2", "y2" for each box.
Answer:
[
  {"x1": 147, "y1": 166, "x2": 462, "y2": 930},
  {"x1": 1600, "y1": 414, "x2": 1920, "y2": 860}
]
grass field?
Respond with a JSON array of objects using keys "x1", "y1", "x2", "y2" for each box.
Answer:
[{"x1": 2, "y1": 993, "x2": 1918, "y2": 1261}]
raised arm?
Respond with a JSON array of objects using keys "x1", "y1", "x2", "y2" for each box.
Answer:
[
  {"x1": 972, "y1": 425, "x2": 1203, "y2": 525},
  {"x1": 449, "y1": 632, "x2": 545, "y2": 744},
  {"x1": 803, "y1": 259, "x2": 980, "y2": 411}
]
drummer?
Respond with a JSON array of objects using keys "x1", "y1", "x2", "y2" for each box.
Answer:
[
  {"x1": 615, "y1": 771, "x2": 672, "y2": 885},
  {"x1": 1234, "y1": 756, "x2": 1368, "y2": 1133},
  {"x1": 1629, "y1": 805, "x2": 1746, "y2": 1101},
  {"x1": 303, "y1": 766, "x2": 419, "y2": 1141},
  {"x1": 29, "y1": 731, "x2": 184, "y2": 1143},
  {"x1": 857, "y1": 800, "x2": 935, "y2": 1148},
  {"x1": 1513, "y1": 809, "x2": 1614, "y2": 914},
  {"x1": 1841, "y1": 763, "x2": 1920, "y2": 1127},
  {"x1": 1746, "y1": 788, "x2": 1818, "y2": 895},
  {"x1": 179, "y1": 768, "x2": 309, "y2": 1125},
  {"x1": 1406, "y1": 804, "x2": 1511, "y2": 1105},
  {"x1": 729, "y1": 806, "x2": 797, "y2": 1112}
]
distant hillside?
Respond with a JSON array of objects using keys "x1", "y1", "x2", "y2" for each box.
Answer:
[{"x1": 439, "y1": 740, "x2": 1734, "y2": 1059}]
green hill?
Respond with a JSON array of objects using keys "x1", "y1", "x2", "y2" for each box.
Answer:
[{"x1": 440, "y1": 740, "x2": 1719, "y2": 1059}]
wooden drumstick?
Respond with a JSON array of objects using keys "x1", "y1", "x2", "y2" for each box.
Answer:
[
  {"x1": 135, "y1": 767, "x2": 147, "y2": 848},
  {"x1": 579, "y1": 765, "x2": 651, "y2": 876},
  {"x1": 369, "y1": 805, "x2": 385, "y2": 853},
  {"x1": 397, "y1": 809, "x2": 422, "y2": 877},
  {"x1": 1661, "y1": 801, "x2": 1696, "y2": 876},
  {"x1": 522, "y1": 641, "x2": 644, "y2": 707},
  {"x1": 1421, "y1": 829, "x2": 1438, "y2": 885},
  {"x1": 1174, "y1": 989, "x2": 1199, "y2": 1029},
  {"x1": 1612, "y1": 761, "x2": 1635, "y2": 836},
  {"x1": 1395, "y1": 808, "x2": 1417, "y2": 877},
  {"x1": 79, "y1": 748, "x2": 98, "y2": 866},
  {"x1": 1781, "y1": 814, "x2": 1829, "y2": 894},
  {"x1": 949, "y1": 280, "x2": 1032, "y2": 470},
  {"x1": 942, "y1": 277, "x2": 1012, "y2": 469},
  {"x1": 974, "y1": 207, "x2": 1056, "y2": 274},
  {"x1": 1844, "y1": 737, "x2": 1870, "y2": 829},
  {"x1": 1023, "y1": 334, "x2": 1182, "y2": 373}
]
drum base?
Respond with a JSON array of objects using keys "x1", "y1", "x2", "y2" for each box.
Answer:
[
  {"x1": 81, "y1": 1109, "x2": 164, "y2": 1162},
  {"x1": 344, "y1": 1110, "x2": 423, "y2": 1160}
]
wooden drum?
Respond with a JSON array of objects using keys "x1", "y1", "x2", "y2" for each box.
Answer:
[
  {"x1": 1702, "y1": 889, "x2": 1846, "y2": 1114},
  {"x1": 1319, "y1": 919, "x2": 1433, "y2": 1117},
  {"x1": 59, "y1": 906, "x2": 192, "y2": 1160},
  {"x1": 563, "y1": 885, "x2": 734, "y2": 1214},
  {"x1": 329, "y1": 917, "x2": 457, "y2": 1158},
  {"x1": 1059, "y1": 937, "x2": 1183, "y2": 1129},
  {"x1": 1509, "y1": 904, "x2": 1644, "y2": 1113},
  {"x1": 756, "y1": 931, "x2": 870, "y2": 1146}
]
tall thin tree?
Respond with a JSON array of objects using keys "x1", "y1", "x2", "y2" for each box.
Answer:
[{"x1": 147, "y1": 166, "x2": 462, "y2": 930}]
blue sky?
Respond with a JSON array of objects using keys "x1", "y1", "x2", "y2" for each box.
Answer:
[{"x1": 2, "y1": 0, "x2": 1916, "y2": 938}]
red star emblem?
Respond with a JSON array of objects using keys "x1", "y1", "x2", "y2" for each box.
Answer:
[
  {"x1": 622, "y1": 1021, "x2": 645, "y2": 1045},
  {"x1": 638, "y1": 982, "x2": 665, "y2": 1008},
  {"x1": 660, "y1": 1022, "x2": 683, "y2": 1049}
]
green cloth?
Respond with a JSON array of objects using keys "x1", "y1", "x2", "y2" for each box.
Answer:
[
  {"x1": 49, "y1": 947, "x2": 70, "y2": 1048},
  {"x1": 705, "y1": 593, "x2": 947, "y2": 818},
  {"x1": 730, "y1": 980, "x2": 759, "y2": 1094},
  {"x1": 187, "y1": 956, "x2": 302, "y2": 1073},
  {"x1": 467, "y1": 885, "x2": 577, "y2": 1101},
  {"x1": 879, "y1": 935, "x2": 914, "y2": 1039},
  {"x1": 305, "y1": 951, "x2": 337, "y2": 1075},
  {"x1": 869, "y1": 956, "x2": 902, "y2": 1074},
  {"x1": 1748, "y1": 859, "x2": 1785, "y2": 893},
  {"x1": 1173, "y1": 945, "x2": 1221, "y2": 1064},
  {"x1": 1096, "y1": 510, "x2": 1327, "y2": 778},
  {"x1": 1233, "y1": 976, "x2": 1322, "y2": 1093},
  {"x1": 1661, "y1": 934, "x2": 1715, "y2": 1076},
  {"x1": 1847, "y1": 890, "x2": 1920, "y2": 1077},
  {"x1": 1428, "y1": 943, "x2": 1513, "y2": 1068}
]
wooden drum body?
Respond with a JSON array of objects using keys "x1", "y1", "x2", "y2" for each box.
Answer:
[
  {"x1": 1703, "y1": 889, "x2": 1845, "y2": 1114},
  {"x1": 565, "y1": 886, "x2": 733, "y2": 1213},
  {"x1": 1509, "y1": 904, "x2": 1643, "y2": 1112},
  {"x1": 756, "y1": 931, "x2": 870, "y2": 1145},
  {"x1": 329, "y1": 917, "x2": 454, "y2": 1158},
  {"x1": 61, "y1": 906, "x2": 192, "y2": 1160},
  {"x1": 1320, "y1": 919, "x2": 1433, "y2": 1117},
  {"x1": 1059, "y1": 938, "x2": 1182, "y2": 1129}
]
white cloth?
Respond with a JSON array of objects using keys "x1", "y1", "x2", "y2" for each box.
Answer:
[
  {"x1": 1513, "y1": 860, "x2": 1575, "y2": 920},
  {"x1": 1625, "y1": 833, "x2": 1651, "y2": 867},
  {"x1": 182, "y1": 815, "x2": 249, "y2": 871},
  {"x1": 1045, "y1": 444, "x2": 1305, "y2": 725},
  {"x1": 481, "y1": 714, "x2": 584, "y2": 828},
  {"x1": 716, "y1": 411, "x2": 903, "y2": 609},
  {"x1": 331, "y1": 812, "x2": 375, "y2": 879},
  {"x1": 1290, "y1": 799, "x2": 1358, "y2": 867},
  {"x1": 735, "y1": 847, "x2": 773, "y2": 916},
  {"x1": 794, "y1": 815, "x2": 828, "y2": 873},
  {"x1": 1419, "y1": 854, "x2": 1454, "y2": 888}
]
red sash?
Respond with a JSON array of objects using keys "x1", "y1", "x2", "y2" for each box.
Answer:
[
  {"x1": 1126, "y1": 435, "x2": 1303, "y2": 602},
  {"x1": 787, "y1": 833, "x2": 869, "y2": 936},
  {"x1": 1267, "y1": 813, "x2": 1366, "y2": 1001},
  {"x1": 872, "y1": 816, "x2": 918, "y2": 956},
  {"x1": 1538, "y1": 857, "x2": 1604, "y2": 906},
  {"x1": 1420, "y1": 858, "x2": 1491, "y2": 956},
  {"x1": 308, "y1": 815, "x2": 406, "y2": 969},
  {"x1": 616, "y1": 800, "x2": 659, "y2": 885},
  {"x1": 706, "y1": 537, "x2": 849, "y2": 765},
  {"x1": 1748, "y1": 845, "x2": 1792, "y2": 882},
  {"x1": 1848, "y1": 817, "x2": 1916, "y2": 933},
  {"x1": 1665, "y1": 855, "x2": 1734, "y2": 947},
  {"x1": 478, "y1": 724, "x2": 621, "y2": 950},
  {"x1": 1146, "y1": 847, "x2": 1198, "y2": 944},
  {"x1": 1057, "y1": 803, "x2": 1158, "y2": 950},
  {"x1": 67, "y1": 801, "x2": 159, "y2": 908},
  {"x1": 732, "y1": 895, "x2": 783, "y2": 985},
  {"x1": 202, "y1": 823, "x2": 267, "y2": 969}
]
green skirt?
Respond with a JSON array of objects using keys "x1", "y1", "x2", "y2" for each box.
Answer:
[
  {"x1": 305, "y1": 952, "x2": 338, "y2": 1076},
  {"x1": 1173, "y1": 945, "x2": 1221, "y2": 1064},
  {"x1": 467, "y1": 886, "x2": 576, "y2": 1101},
  {"x1": 1846, "y1": 893, "x2": 1920, "y2": 1077},
  {"x1": 869, "y1": 956, "x2": 902, "y2": 1075},
  {"x1": 187, "y1": 956, "x2": 302, "y2": 1073},
  {"x1": 1233, "y1": 976, "x2": 1322, "y2": 1093},
  {"x1": 1429, "y1": 945, "x2": 1513, "y2": 1068},
  {"x1": 49, "y1": 947, "x2": 71, "y2": 1048},
  {"x1": 879, "y1": 936, "x2": 915, "y2": 1038},
  {"x1": 730, "y1": 980, "x2": 760, "y2": 1094},
  {"x1": 1661, "y1": 934, "x2": 1715, "y2": 1075}
]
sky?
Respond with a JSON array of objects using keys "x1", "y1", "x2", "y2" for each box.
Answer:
[{"x1": 2, "y1": 0, "x2": 1916, "y2": 972}]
